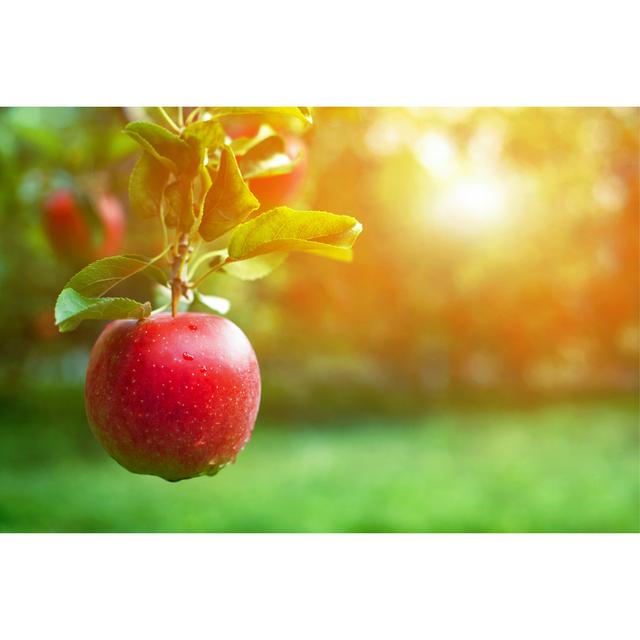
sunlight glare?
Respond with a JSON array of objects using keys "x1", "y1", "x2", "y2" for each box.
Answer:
[
  {"x1": 415, "y1": 132, "x2": 456, "y2": 178},
  {"x1": 432, "y1": 173, "x2": 511, "y2": 234}
]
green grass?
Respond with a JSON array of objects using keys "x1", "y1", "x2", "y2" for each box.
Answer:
[{"x1": 0, "y1": 390, "x2": 638, "y2": 532}]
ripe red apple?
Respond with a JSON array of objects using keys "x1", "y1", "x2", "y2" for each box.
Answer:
[
  {"x1": 248, "y1": 134, "x2": 308, "y2": 210},
  {"x1": 226, "y1": 120, "x2": 308, "y2": 210},
  {"x1": 94, "y1": 192, "x2": 126, "y2": 257},
  {"x1": 224, "y1": 117, "x2": 261, "y2": 140},
  {"x1": 43, "y1": 189, "x2": 125, "y2": 265},
  {"x1": 85, "y1": 313, "x2": 261, "y2": 481}
]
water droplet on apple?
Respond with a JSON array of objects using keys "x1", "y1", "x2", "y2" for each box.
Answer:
[{"x1": 183, "y1": 352, "x2": 194, "y2": 361}]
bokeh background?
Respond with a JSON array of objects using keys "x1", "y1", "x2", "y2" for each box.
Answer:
[{"x1": 0, "y1": 107, "x2": 638, "y2": 532}]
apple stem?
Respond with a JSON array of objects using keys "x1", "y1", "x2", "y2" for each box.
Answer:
[{"x1": 170, "y1": 233, "x2": 190, "y2": 317}]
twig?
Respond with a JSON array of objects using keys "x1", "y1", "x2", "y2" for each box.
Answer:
[{"x1": 170, "y1": 234, "x2": 190, "y2": 317}]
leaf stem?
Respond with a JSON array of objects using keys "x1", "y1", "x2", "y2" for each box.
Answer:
[
  {"x1": 185, "y1": 107, "x2": 203, "y2": 125},
  {"x1": 157, "y1": 107, "x2": 182, "y2": 134},
  {"x1": 189, "y1": 260, "x2": 226, "y2": 291},
  {"x1": 158, "y1": 204, "x2": 170, "y2": 261},
  {"x1": 177, "y1": 106, "x2": 184, "y2": 128},
  {"x1": 187, "y1": 250, "x2": 226, "y2": 280},
  {"x1": 150, "y1": 303, "x2": 170, "y2": 316},
  {"x1": 149, "y1": 244, "x2": 172, "y2": 265}
]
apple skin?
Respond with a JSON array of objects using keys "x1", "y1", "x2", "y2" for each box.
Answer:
[
  {"x1": 248, "y1": 135, "x2": 308, "y2": 210},
  {"x1": 85, "y1": 313, "x2": 261, "y2": 481},
  {"x1": 226, "y1": 121, "x2": 308, "y2": 210},
  {"x1": 43, "y1": 189, "x2": 125, "y2": 265},
  {"x1": 32, "y1": 309, "x2": 59, "y2": 341},
  {"x1": 94, "y1": 192, "x2": 126, "y2": 258}
]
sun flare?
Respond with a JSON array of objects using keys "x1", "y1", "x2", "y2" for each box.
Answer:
[
  {"x1": 431, "y1": 173, "x2": 512, "y2": 235},
  {"x1": 415, "y1": 132, "x2": 457, "y2": 178}
]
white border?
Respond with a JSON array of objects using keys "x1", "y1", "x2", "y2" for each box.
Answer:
[
  {"x1": 1, "y1": 1, "x2": 639, "y2": 105},
  {"x1": 1, "y1": 534, "x2": 638, "y2": 639}
]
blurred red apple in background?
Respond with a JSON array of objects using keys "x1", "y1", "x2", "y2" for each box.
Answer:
[
  {"x1": 43, "y1": 189, "x2": 125, "y2": 265},
  {"x1": 32, "y1": 309, "x2": 59, "y2": 341},
  {"x1": 226, "y1": 119, "x2": 308, "y2": 210},
  {"x1": 248, "y1": 134, "x2": 308, "y2": 211}
]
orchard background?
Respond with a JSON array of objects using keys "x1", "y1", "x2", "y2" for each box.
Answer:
[{"x1": 0, "y1": 107, "x2": 638, "y2": 532}]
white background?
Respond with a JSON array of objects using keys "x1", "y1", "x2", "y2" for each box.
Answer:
[
  {"x1": 2, "y1": 0, "x2": 639, "y2": 105},
  {"x1": 1, "y1": 1, "x2": 639, "y2": 638},
  {"x1": 1, "y1": 535, "x2": 639, "y2": 639}
]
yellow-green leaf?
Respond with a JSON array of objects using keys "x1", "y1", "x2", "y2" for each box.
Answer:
[
  {"x1": 183, "y1": 119, "x2": 226, "y2": 149},
  {"x1": 238, "y1": 135, "x2": 299, "y2": 179},
  {"x1": 192, "y1": 291, "x2": 231, "y2": 315},
  {"x1": 228, "y1": 123, "x2": 277, "y2": 156},
  {"x1": 227, "y1": 207, "x2": 362, "y2": 262},
  {"x1": 128, "y1": 152, "x2": 169, "y2": 219},
  {"x1": 124, "y1": 121, "x2": 196, "y2": 174},
  {"x1": 199, "y1": 146, "x2": 260, "y2": 242},
  {"x1": 206, "y1": 107, "x2": 313, "y2": 127},
  {"x1": 55, "y1": 288, "x2": 151, "y2": 333},
  {"x1": 222, "y1": 252, "x2": 288, "y2": 280},
  {"x1": 164, "y1": 178, "x2": 194, "y2": 232},
  {"x1": 64, "y1": 255, "x2": 167, "y2": 298}
]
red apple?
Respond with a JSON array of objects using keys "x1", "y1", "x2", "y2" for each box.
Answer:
[
  {"x1": 43, "y1": 189, "x2": 125, "y2": 265},
  {"x1": 248, "y1": 134, "x2": 308, "y2": 210},
  {"x1": 85, "y1": 313, "x2": 261, "y2": 481},
  {"x1": 32, "y1": 309, "x2": 59, "y2": 341},
  {"x1": 224, "y1": 117, "x2": 261, "y2": 140},
  {"x1": 226, "y1": 120, "x2": 308, "y2": 210},
  {"x1": 94, "y1": 192, "x2": 126, "y2": 258}
]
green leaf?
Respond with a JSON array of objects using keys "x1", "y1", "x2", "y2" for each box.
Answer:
[
  {"x1": 192, "y1": 291, "x2": 231, "y2": 315},
  {"x1": 164, "y1": 178, "x2": 194, "y2": 231},
  {"x1": 204, "y1": 251, "x2": 228, "y2": 270},
  {"x1": 129, "y1": 152, "x2": 170, "y2": 219},
  {"x1": 238, "y1": 135, "x2": 299, "y2": 179},
  {"x1": 124, "y1": 121, "x2": 195, "y2": 174},
  {"x1": 188, "y1": 249, "x2": 228, "y2": 275},
  {"x1": 222, "y1": 252, "x2": 288, "y2": 280},
  {"x1": 205, "y1": 154, "x2": 221, "y2": 173},
  {"x1": 227, "y1": 207, "x2": 362, "y2": 262},
  {"x1": 55, "y1": 288, "x2": 152, "y2": 333},
  {"x1": 199, "y1": 146, "x2": 260, "y2": 241},
  {"x1": 206, "y1": 107, "x2": 313, "y2": 127},
  {"x1": 183, "y1": 119, "x2": 226, "y2": 149},
  {"x1": 64, "y1": 255, "x2": 168, "y2": 298},
  {"x1": 152, "y1": 283, "x2": 172, "y2": 307},
  {"x1": 182, "y1": 120, "x2": 225, "y2": 177},
  {"x1": 229, "y1": 123, "x2": 277, "y2": 156}
]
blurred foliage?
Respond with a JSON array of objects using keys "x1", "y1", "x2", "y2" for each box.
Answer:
[
  {"x1": 0, "y1": 108, "x2": 139, "y2": 379},
  {"x1": 0, "y1": 107, "x2": 638, "y2": 415}
]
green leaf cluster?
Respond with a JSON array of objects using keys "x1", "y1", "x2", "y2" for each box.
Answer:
[
  {"x1": 56, "y1": 107, "x2": 362, "y2": 331},
  {"x1": 55, "y1": 256, "x2": 165, "y2": 332}
]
